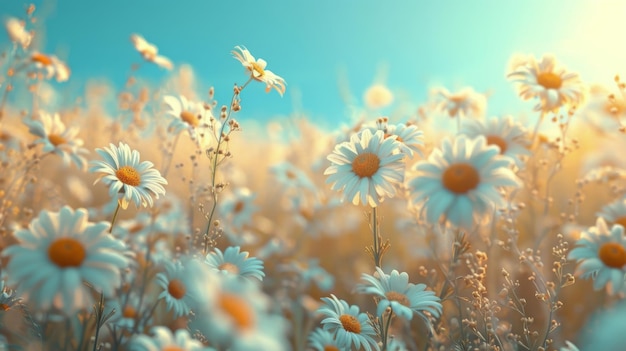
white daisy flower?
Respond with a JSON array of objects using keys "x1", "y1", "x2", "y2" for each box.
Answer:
[
  {"x1": 408, "y1": 135, "x2": 521, "y2": 229},
  {"x1": 5, "y1": 17, "x2": 32, "y2": 48},
  {"x1": 325, "y1": 129, "x2": 405, "y2": 207},
  {"x1": 460, "y1": 116, "x2": 531, "y2": 167},
  {"x1": 130, "y1": 33, "x2": 173, "y2": 70},
  {"x1": 568, "y1": 218, "x2": 626, "y2": 295},
  {"x1": 384, "y1": 122, "x2": 424, "y2": 158},
  {"x1": 188, "y1": 263, "x2": 289, "y2": 351},
  {"x1": 90, "y1": 142, "x2": 168, "y2": 209},
  {"x1": 507, "y1": 53, "x2": 586, "y2": 113},
  {"x1": 205, "y1": 246, "x2": 265, "y2": 282},
  {"x1": 29, "y1": 51, "x2": 70, "y2": 82},
  {"x1": 2, "y1": 206, "x2": 129, "y2": 314},
  {"x1": 598, "y1": 197, "x2": 626, "y2": 229},
  {"x1": 431, "y1": 86, "x2": 486, "y2": 118},
  {"x1": 219, "y1": 188, "x2": 258, "y2": 230},
  {"x1": 128, "y1": 326, "x2": 209, "y2": 351},
  {"x1": 163, "y1": 94, "x2": 211, "y2": 144},
  {"x1": 232, "y1": 45, "x2": 286, "y2": 96},
  {"x1": 23, "y1": 111, "x2": 89, "y2": 170},
  {"x1": 156, "y1": 259, "x2": 196, "y2": 318}
]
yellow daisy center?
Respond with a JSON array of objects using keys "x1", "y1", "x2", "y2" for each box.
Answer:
[
  {"x1": 180, "y1": 110, "x2": 199, "y2": 127},
  {"x1": 442, "y1": 163, "x2": 480, "y2": 194},
  {"x1": 129, "y1": 223, "x2": 144, "y2": 234},
  {"x1": 339, "y1": 314, "x2": 361, "y2": 334},
  {"x1": 352, "y1": 152, "x2": 380, "y2": 178},
  {"x1": 384, "y1": 133, "x2": 403, "y2": 142},
  {"x1": 386, "y1": 291, "x2": 411, "y2": 307},
  {"x1": 48, "y1": 134, "x2": 67, "y2": 146},
  {"x1": 250, "y1": 62, "x2": 265, "y2": 77},
  {"x1": 218, "y1": 262, "x2": 240, "y2": 274},
  {"x1": 116, "y1": 166, "x2": 141, "y2": 186},
  {"x1": 162, "y1": 347, "x2": 184, "y2": 351},
  {"x1": 140, "y1": 49, "x2": 156, "y2": 60},
  {"x1": 614, "y1": 216, "x2": 626, "y2": 229},
  {"x1": 0, "y1": 304, "x2": 10, "y2": 311},
  {"x1": 537, "y1": 72, "x2": 562, "y2": 90},
  {"x1": 486, "y1": 135, "x2": 508, "y2": 154},
  {"x1": 31, "y1": 53, "x2": 53, "y2": 66},
  {"x1": 122, "y1": 305, "x2": 137, "y2": 319},
  {"x1": 48, "y1": 237, "x2": 86, "y2": 268},
  {"x1": 233, "y1": 201, "x2": 245, "y2": 214},
  {"x1": 218, "y1": 293, "x2": 255, "y2": 330},
  {"x1": 167, "y1": 279, "x2": 186, "y2": 300},
  {"x1": 324, "y1": 347, "x2": 340, "y2": 351},
  {"x1": 598, "y1": 242, "x2": 626, "y2": 269},
  {"x1": 285, "y1": 170, "x2": 297, "y2": 179}
]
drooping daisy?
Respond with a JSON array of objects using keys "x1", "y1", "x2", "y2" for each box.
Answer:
[
  {"x1": 597, "y1": 197, "x2": 626, "y2": 229},
  {"x1": 232, "y1": 45, "x2": 286, "y2": 96},
  {"x1": 23, "y1": 111, "x2": 89, "y2": 170},
  {"x1": 155, "y1": 260, "x2": 195, "y2": 318},
  {"x1": 358, "y1": 267, "x2": 442, "y2": 323},
  {"x1": 431, "y1": 86, "x2": 486, "y2": 118},
  {"x1": 29, "y1": 51, "x2": 70, "y2": 82},
  {"x1": 568, "y1": 218, "x2": 626, "y2": 294},
  {"x1": 5, "y1": 17, "x2": 32, "y2": 48},
  {"x1": 317, "y1": 294, "x2": 379, "y2": 351},
  {"x1": 205, "y1": 246, "x2": 265, "y2": 281},
  {"x1": 163, "y1": 95, "x2": 211, "y2": 145},
  {"x1": 130, "y1": 34, "x2": 173, "y2": 70},
  {"x1": 307, "y1": 327, "x2": 348, "y2": 351},
  {"x1": 325, "y1": 129, "x2": 405, "y2": 207},
  {"x1": 460, "y1": 116, "x2": 530, "y2": 167},
  {"x1": 2, "y1": 206, "x2": 129, "y2": 314},
  {"x1": 128, "y1": 326, "x2": 210, "y2": 351},
  {"x1": 408, "y1": 135, "x2": 521, "y2": 229},
  {"x1": 90, "y1": 142, "x2": 168, "y2": 209},
  {"x1": 507, "y1": 53, "x2": 586, "y2": 113}
]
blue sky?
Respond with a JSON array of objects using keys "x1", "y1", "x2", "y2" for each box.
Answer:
[{"x1": 2, "y1": 1, "x2": 626, "y2": 129}]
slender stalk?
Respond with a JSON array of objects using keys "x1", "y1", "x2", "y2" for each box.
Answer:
[
  {"x1": 92, "y1": 292, "x2": 105, "y2": 351},
  {"x1": 109, "y1": 203, "x2": 121, "y2": 234},
  {"x1": 530, "y1": 111, "x2": 545, "y2": 148},
  {"x1": 202, "y1": 78, "x2": 252, "y2": 253},
  {"x1": 371, "y1": 206, "x2": 381, "y2": 268}
]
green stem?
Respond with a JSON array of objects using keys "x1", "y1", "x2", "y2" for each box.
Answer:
[
  {"x1": 109, "y1": 203, "x2": 121, "y2": 234},
  {"x1": 372, "y1": 206, "x2": 381, "y2": 268},
  {"x1": 92, "y1": 292, "x2": 104, "y2": 351}
]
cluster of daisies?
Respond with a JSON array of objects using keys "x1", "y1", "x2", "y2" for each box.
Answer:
[
  {"x1": 5, "y1": 7, "x2": 626, "y2": 349},
  {"x1": 325, "y1": 116, "x2": 523, "y2": 230}
]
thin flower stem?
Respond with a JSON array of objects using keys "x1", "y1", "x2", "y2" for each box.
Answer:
[
  {"x1": 371, "y1": 206, "x2": 381, "y2": 268},
  {"x1": 92, "y1": 292, "x2": 105, "y2": 351},
  {"x1": 109, "y1": 203, "x2": 121, "y2": 234},
  {"x1": 380, "y1": 312, "x2": 393, "y2": 351},
  {"x1": 530, "y1": 111, "x2": 545, "y2": 148},
  {"x1": 202, "y1": 77, "x2": 252, "y2": 253}
]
